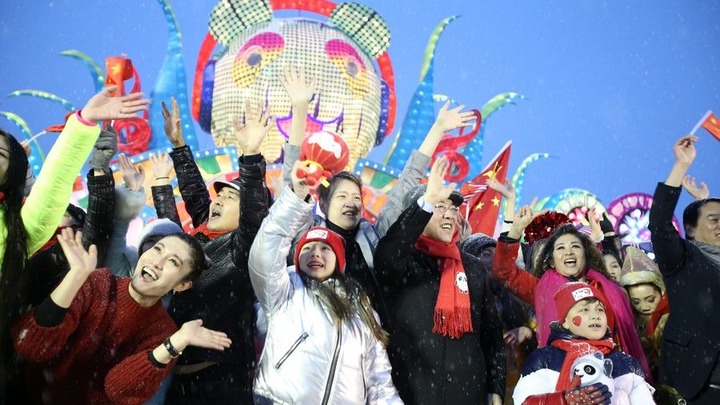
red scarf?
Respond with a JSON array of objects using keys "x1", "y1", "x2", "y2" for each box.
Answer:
[
  {"x1": 414, "y1": 233, "x2": 473, "y2": 339},
  {"x1": 551, "y1": 337, "x2": 615, "y2": 391},
  {"x1": 647, "y1": 293, "x2": 670, "y2": 337},
  {"x1": 190, "y1": 222, "x2": 226, "y2": 240}
]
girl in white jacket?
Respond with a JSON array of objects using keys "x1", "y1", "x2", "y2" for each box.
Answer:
[{"x1": 248, "y1": 171, "x2": 402, "y2": 404}]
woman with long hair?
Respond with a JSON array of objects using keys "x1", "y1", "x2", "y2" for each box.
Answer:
[
  {"x1": 492, "y1": 205, "x2": 652, "y2": 381},
  {"x1": 247, "y1": 162, "x2": 401, "y2": 404},
  {"x1": 0, "y1": 86, "x2": 149, "y2": 397}
]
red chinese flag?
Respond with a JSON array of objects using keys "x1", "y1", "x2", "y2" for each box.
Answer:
[
  {"x1": 701, "y1": 111, "x2": 720, "y2": 142},
  {"x1": 105, "y1": 56, "x2": 134, "y2": 96},
  {"x1": 462, "y1": 141, "x2": 512, "y2": 236}
]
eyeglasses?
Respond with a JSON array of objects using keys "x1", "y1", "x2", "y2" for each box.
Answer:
[{"x1": 433, "y1": 204, "x2": 459, "y2": 213}]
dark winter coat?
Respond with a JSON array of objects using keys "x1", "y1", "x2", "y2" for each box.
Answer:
[
  {"x1": 649, "y1": 182, "x2": 720, "y2": 400},
  {"x1": 151, "y1": 147, "x2": 268, "y2": 391},
  {"x1": 374, "y1": 201, "x2": 506, "y2": 404},
  {"x1": 27, "y1": 169, "x2": 116, "y2": 306}
]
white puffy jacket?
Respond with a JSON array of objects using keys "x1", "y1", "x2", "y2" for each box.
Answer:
[{"x1": 248, "y1": 187, "x2": 402, "y2": 405}]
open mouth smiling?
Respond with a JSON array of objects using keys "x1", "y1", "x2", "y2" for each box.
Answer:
[{"x1": 140, "y1": 267, "x2": 158, "y2": 281}]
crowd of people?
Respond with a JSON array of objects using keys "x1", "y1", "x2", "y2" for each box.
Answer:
[{"x1": 0, "y1": 71, "x2": 717, "y2": 405}]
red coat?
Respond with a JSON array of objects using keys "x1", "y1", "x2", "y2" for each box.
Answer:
[{"x1": 13, "y1": 269, "x2": 177, "y2": 405}]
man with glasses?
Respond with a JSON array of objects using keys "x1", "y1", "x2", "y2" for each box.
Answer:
[{"x1": 374, "y1": 157, "x2": 506, "y2": 405}]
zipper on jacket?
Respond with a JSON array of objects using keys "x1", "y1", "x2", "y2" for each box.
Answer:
[
  {"x1": 360, "y1": 354, "x2": 366, "y2": 395},
  {"x1": 275, "y1": 332, "x2": 309, "y2": 369},
  {"x1": 321, "y1": 326, "x2": 343, "y2": 405}
]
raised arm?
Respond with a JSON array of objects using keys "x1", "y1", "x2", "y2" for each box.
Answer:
[
  {"x1": 229, "y1": 102, "x2": 273, "y2": 269},
  {"x1": 105, "y1": 153, "x2": 148, "y2": 276},
  {"x1": 488, "y1": 179, "x2": 516, "y2": 234},
  {"x1": 248, "y1": 175, "x2": 314, "y2": 314},
  {"x1": 13, "y1": 229, "x2": 98, "y2": 361},
  {"x1": 21, "y1": 87, "x2": 148, "y2": 255},
  {"x1": 493, "y1": 204, "x2": 545, "y2": 304},
  {"x1": 82, "y1": 126, "x2": 118, "y2": 266},
  {"x1": 149, "y1": 152, "x2": 183, "y2": 228},
  {"x1": 377, "y1": 102, "x2": 476, "y2": 237},
  {"x1": 649, "y1": 135, "x2": 697, "y2": 277},
  {"x1": 281, "y1": 65, "x2": 316, "y2": 187},
  {"x1": 162, "y1": 97, "x2": 211, "y2": 226},
  {"x1": 375, "y1": 157, "x2": 454, "y2": 286},
  {"x1": 682, "y1": 174, "x2": 710, "y2": 201}
]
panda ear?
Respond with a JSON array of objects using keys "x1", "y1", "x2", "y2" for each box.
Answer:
[
  {"x1": 209, "y1": 0, "x2": 274, "y2": 46},
  {"x1": 603, "y1": 359, "x2": 613, "y2": 377},
  {"x1": 328, "y1": 3, "x2": 391, "y2": 58},
  {"x1": 593, "y1": 352, "x2": 603, "y2": 360}
]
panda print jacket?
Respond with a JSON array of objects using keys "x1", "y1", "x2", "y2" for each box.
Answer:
[{"x1": 513, "y1": 327, "x2": 655, "y2": 404}]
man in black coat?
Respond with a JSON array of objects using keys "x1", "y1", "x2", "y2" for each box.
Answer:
[
  {"x1": 150, "y1": 99, "x2": 272, "y2": 404},
  {"x1": 649, "y1": 134, "x2": 720, "y2": 405},
  {"x1": 375, "y1": 157, "x2": 505, "y2": 405}
]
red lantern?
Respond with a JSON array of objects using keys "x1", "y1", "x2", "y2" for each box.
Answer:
[{"x1": 296, "y1": 131, "x2": 350, "y2": 187}]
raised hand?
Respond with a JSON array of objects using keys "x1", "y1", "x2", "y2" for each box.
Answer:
[
  {"x1": 291, "y1": 160, "x2": 312, "y2": 200},
  {"x1": 487, "y1": 179, "x2": 515, "y2": 200},
  {"x1": 82, "y1": 85, "x2": 150, "y2": 123},
  {"x1": 587, "y1": 207, "x2": 603, "y2": 243},
  {"x1": 149, "y1": 153, "x2": 174, "y2": 186},
  {"x1": 434, "y1": 101, "x2": 476, "y2": 132},
  {"x1": 665, "y1": 134, "x2": 699, "y2": 187},
  {"x1": 672, "y1": 134, "x2": 698, "y2": 166},
  {"x1": 178, "y1": 319, "x2": 232, "y2": 351},
  {"x1": 424, "y1": 156, "x2": 456, "y2": 206},
  {"x1": 599, "y1": 212, "x2": 615, "y2": 235},
  {"x1": 161, "y1": 97, "x2": 185, "y2": 148},
  {"x1": 682, "y1": 174, "x2": 710, "y2": 200},
  {"x1": 56, "y1": 228, "x2": 98, "y2": 277},
  {"x1": 281, "y1": 65, "x2": 317, "y2": 107},
  {"x1": 118, "y1": 153, "x2": 146, "y2": 191},
  {"x1": 233, "y1": 100, "x2": 274, "y2": 156},
  {"x1": 90, "y1": 126, "x2": 118, "y2": 170},
  {"x1": 507, "y1": 198, "x2": 547, "y2": 240}
]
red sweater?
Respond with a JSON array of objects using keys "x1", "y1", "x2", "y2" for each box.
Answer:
[{"x1": 12, "y1": 269, "x2": 177, "y2": 405}]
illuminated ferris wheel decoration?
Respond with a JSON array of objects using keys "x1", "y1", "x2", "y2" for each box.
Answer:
[{"x1": 606, "y1": 192, "x2": 682, "y2": 243}]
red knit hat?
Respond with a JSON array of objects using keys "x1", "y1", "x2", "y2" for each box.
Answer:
[
  {"x1": 553, "y1": 282, "x2": 607, "y2": 322},
  {"x1": 294, "y1": 227, "x2": 346, "y2": 273}
]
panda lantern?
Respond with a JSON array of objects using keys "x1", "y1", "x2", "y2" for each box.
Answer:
[{"x1": 295, "y1": 131, "x2": 350, "y2": 188}]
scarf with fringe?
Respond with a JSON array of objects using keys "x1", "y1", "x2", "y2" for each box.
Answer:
[{"x1": 414, "y1": 233, "x2": 473, "y2": 339}]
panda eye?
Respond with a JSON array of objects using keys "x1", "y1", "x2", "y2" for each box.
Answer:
[
  {"x1": 583, "y1": 365, "x2": 596, "y2": 375},
  {"x1": 247, "y1": 52, "x2": 262, "y2": 66},
  {"x1": 346, "y1": 61, "x2": 359, "y2": 77}
]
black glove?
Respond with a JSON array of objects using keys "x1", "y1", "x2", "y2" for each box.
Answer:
[
  {"x1": 564, "y1": 382, "x2": 612, "y2": 405},
  {"x1": 90, "y1": 125, "x2": 118, "y2": 170},
  {"x1": 599, "y1": 212, "x2": 614, "y2": 235}
]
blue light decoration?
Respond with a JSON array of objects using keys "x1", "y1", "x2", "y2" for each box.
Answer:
[
  {"x1": 510, "y1": 152, "x2": 552, "y2": 206},
  {"x1": 60, "y1": 49, "x2": 106, "y2": 92},
  {"x1": 147, "y1": 0, "x2": 198, "y2": 151},
  {"x1": 383, "y1": 15, "x2": 459, "y2": 171}
]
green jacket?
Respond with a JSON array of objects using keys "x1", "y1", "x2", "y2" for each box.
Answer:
[{"x1": 0, "y1": 113, "x2": 100, "y2": 266}]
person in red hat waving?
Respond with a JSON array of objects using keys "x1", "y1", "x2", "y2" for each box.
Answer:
[{"x1": 247, "y1": 161, "x2": 401, "y2": 404}]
